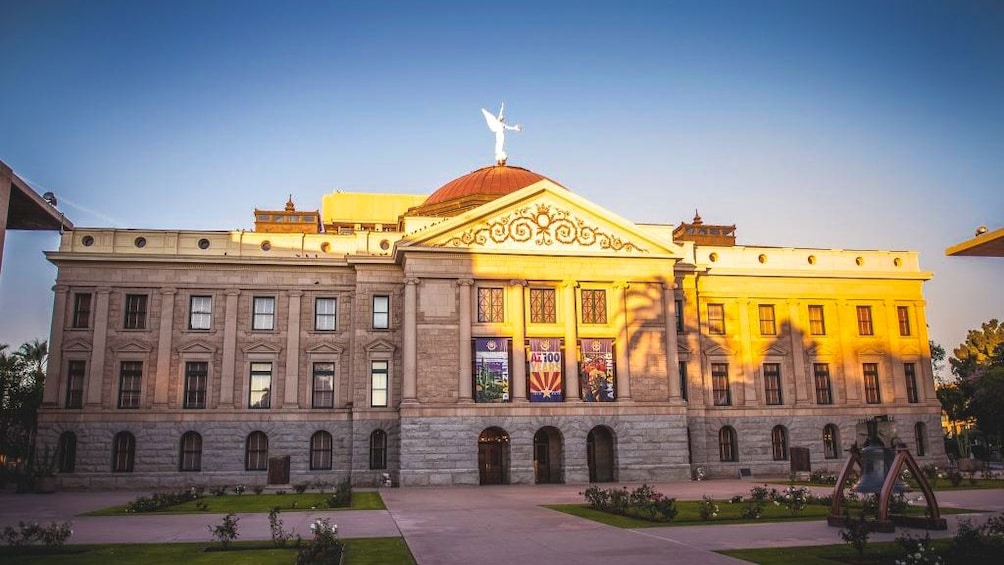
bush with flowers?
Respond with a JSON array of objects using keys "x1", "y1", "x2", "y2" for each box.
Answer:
[
  {"x1": 581, "y1": 484, "x2": 677, "y2": 522},
  {"x1": 698, "y1": 495, "x2": 719, "y2": 521},
  {"x1": 895, "y1": 532, "x2": 944, "y2": 565},
  {"x1": 296, "y1": 518, "x2": 343, "y2": 564},
  {"x1": 2, "y1": 521, "x2": 73, "y2": 547}
]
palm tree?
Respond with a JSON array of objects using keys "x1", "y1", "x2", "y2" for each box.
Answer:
[{"x1": 15, "y1": 339, "x2": 48, "y2": 387}]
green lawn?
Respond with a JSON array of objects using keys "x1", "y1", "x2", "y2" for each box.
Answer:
[
  {"x1": 718, "y1": 539, "x2": 953, "y2": 565},
  {"x1": 85, "y1": 491, "x2": 385, "y2": 516},
  {"x1": 777, "y1": 478, "x2": 1004, "y2": 491},
  {"x1": 0, "y1": 537, "x2": 414, "y2": 565},
  {"x1": 544, "y1": 500, "x2": 976, "y2": 529}
]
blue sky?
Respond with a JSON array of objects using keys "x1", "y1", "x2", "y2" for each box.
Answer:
[{"x1": 1, "y1": 0, "x2": 1002, "y2": 362}]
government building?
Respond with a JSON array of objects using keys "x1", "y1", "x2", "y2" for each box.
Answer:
[{"x1": 36, "y1": 161, "x2": 944, "y2": 488}]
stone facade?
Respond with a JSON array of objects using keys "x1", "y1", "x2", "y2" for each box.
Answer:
[{"x1": 36, "y1": 172, "x2": 945, "y2": 489}]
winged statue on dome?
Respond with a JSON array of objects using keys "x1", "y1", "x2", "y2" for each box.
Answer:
[{"x1": 481, "y1": 103, "x2": 522, "y2": 165}]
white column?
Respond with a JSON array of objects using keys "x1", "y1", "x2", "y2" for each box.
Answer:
[
  {"x1": 613, "y1": 282, "x2": 631, "y2": 401},
  {"x1": 562, "y1": 280, "x2": 580, "y2": 401},
  {"x1": 509, "y1": 279, "x2": 528, "y2": 402},
  {"x1": 42, "y1": 286, "x2": 69, "y2": 406},
  {"x1": 402, "y1": 277, "x2": 419, "y2": 404},
  {"x1": 663, "y1": 282, "x2": 681, "y2": 401},
  {"x1": 86, "y1": 288, "x2": 111, "y2": 407},
  {"x1": 457, "y1": 279, "x2": 474, "y2": 403},
  {"x1": 154, "y1": 288, "x2": 176, "y2": 406},
  {"x1": 220, "y1": 288, "x2": 240, "y2": 407},
  {"x1": 284, "y1": 290, "x2": 302, "y2": 408}
]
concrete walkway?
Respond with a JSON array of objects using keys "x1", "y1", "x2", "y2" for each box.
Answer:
[{"x1": 2, "y1": 480, "x2": 1002, "y2": 564}]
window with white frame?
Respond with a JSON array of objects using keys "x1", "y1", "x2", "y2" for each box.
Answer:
[
  {"x1": 312, "y1": 362, "x2": 335, "y2": 408},
  {"x1": 249, "y1": 362, "x2": 272, "y2": 408},
  {"x1": 252, "y1": 297, "x2": 276, "y2": 330},
  {"x1": 372, "y1": 295, "x2": 390, "y2": 329},
  {"x1": 189, "y1": 296, "x2": 212, "y2": 330},
  {"x1": 370, "y1": 360, "x2": 388, "y2": 407},
  {"x1": 315, "y1": 297, "x2": 337, "y2": 331}
]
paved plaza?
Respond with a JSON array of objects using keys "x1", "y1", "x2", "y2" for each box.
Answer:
[{"x1": 2, "y1": 480, "x2": 1002, "y2": 564}]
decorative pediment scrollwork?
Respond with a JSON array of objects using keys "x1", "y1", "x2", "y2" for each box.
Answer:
[{"x1": 440, "y1": 204, "x2": 647, "y2": 253}]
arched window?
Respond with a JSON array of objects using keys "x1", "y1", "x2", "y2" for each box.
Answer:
[
  {"x1": 246, "y1": 431, "x2": 268, "y2": 471},
  {"x1": 718, "y1": 426, "x2": 737, "y2": 462},
  {"x1": 179, "y1": 431, "x2": 202, "y2": 472},
  {"x1": 58, "y1": 432, "x2": 77, "y2": 473},
  {"x1": 369, "y1": 429, "x2": 387, "y2": 470},
  {"x1": 771, "y1": 425, "x2": 789, "y2": 461},
  {"x1": 112, "y1": 431, "x2": 135, "y2": 473},
  {"x1": 915, "y1": 422, "x2": 927, "y2": 456},
  {"x1": 310, "y1": 431, "x2": 333, "y2": 470},
  {"x1": 823, "y1": 424, "x2": 840, "y2": 459}
]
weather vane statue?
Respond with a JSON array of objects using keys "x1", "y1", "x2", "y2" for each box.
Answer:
[{"x1": 481, "y1": 102, "x2": 522, "y2": 165}]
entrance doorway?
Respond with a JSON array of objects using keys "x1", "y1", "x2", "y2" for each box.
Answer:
[
  {"x1": 587, "y1": 426, "x2": 616, "y2": 482},
  {"x1": 533, "y1": 426, "x2": 564, "y2": 484},
  {"x1": 478, "y1": 427, "x2": 510, "y2": 485}
]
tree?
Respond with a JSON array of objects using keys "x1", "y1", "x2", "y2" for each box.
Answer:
[
  {"x1": 0, "y1": 341, "x2": 46, "y2": 464},
  {"x1": 930, "y1": 340, "x2": 947, "y2": 384},
  {"x1": 948, "y1": 319, "x2": 1004, "y2": 458}
]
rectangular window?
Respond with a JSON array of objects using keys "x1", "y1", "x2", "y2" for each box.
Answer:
[
  {"x1": 71, "y1": 293, "x2": 91, "y2": 329},
  {"x1": 679, "y1": 361, "x2": 688, "y2": 401},
  {"x1": 183, "y1": 361, "x2": 208, "y2": 409},
  {"x1": 252, "y1": 297, "x2": 275, "y2": 330},
  {"x1": 477, "y1": 288, "x2": 504, "y2": 323},
  {"x1": 675, "y1": 299, "x2": 684, "y2": 333},
  {"x1": 763, "y1": 363, "x2": 782, "y2": 405},
  {"x1": 313, "y1": 362, "x2": 335, "y2": 408},
  {"x1": 707, "y1": 303, "x2": 726, "y2": 335},
  {"x1": 249, "y1": 362, "x2": 272, "y2": 408},
  {"x1": 580, "y1": 289, "x2": 608, "y2": 324},
  {"x1": 315, "y1": 297, "x2": 338, "y2": 331},
  {"x1": 857, "y1": 305, "x2": 874, "y2": 336},
  {"x1": 905, "y1": 363, "x2": 919, "y2": 403},
  {"x1": 529, "y1": 288, "x2": 556, "y2": 323},
  {"x1": 189, "y1": 296, "x2": 212, "y2": 330},
  {"x1": 897, "y1": 306, "x2": 911, "y2": 336},
  {"x1": 372, "y1": 295, "x2": 390, "y2": 329},
  {"x1": 758, "y1": 304, "x2": 776, "y2": 336},
  {"x1": 712, "y1": 363, "x2": 731, "y2": 406},
  {"x1": 863, "y1": 363, "x2": 881, "y2": 404},
  {"x1": 123, "y1": 294, "x2": 148, "y2": 329},
  {"x1": 65, "y1": 360, "x2": 86, "y2": 408},
  {"x1": 118, "y1": 361, "x2": 143, "y2": 409},
  {"x1": 371, "y1": 360, "x2": 389, "y2": 407},
  {"x1": 808, "y1": 305, "x2": 826, "y2": 336},
  {"x1": 814, "y1": 363, "x2": 832, "y2": 405}
]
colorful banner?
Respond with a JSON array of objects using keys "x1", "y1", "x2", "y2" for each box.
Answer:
[
  {"x1": 528, "y1": 338, "x2": 563, "y2": 402},
  {"x1": 474, "y1": 338, "x2": 510, "y2": 403},
  {"x1": 580, "y1": 338, "x2": 615, "y2": 402}
]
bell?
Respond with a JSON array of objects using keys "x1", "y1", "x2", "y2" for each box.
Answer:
[{"x1": 853, "y1": 439, "x2": 908, "y2": 494}]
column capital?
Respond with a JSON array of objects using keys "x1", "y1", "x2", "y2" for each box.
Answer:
[
  {"x1": 561, "y1": 280, "x2": 579, "y2": 289},
  {"x1": 287, "y1": 290, "x2": 304, "y2": 298},
  {"x1": 53, "y1": 284, "x2": 70, "y2": 294},
  {"x1": 508, "y1": 278, "x2": 528, "y2": 287},
  {"x1": 403, "y1": 277, "x2": 421, "y2": 286},
  {"x1": 96, "y1": 287, "x2": 112, "y2": 295},
  {"x1": 225, "y1": 288, "x2": 241, "y2": 297},
  {"x1": 160, "y1": 287, "x2": 177, "y2": 296},
  {"x1": 456, "y1": 278, "x2": 475, "y2": 287},
  {"x1": 662, "y1": 281, "x2": 679, "y2": 291},
  {"x1": 612, "y1": 281, "x2": 630, "y2": 290}
]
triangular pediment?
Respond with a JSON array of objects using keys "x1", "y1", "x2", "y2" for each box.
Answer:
[
  {"x1": 365, "y1": 338, "x2": 396, "y2": 354},
  {"x1": 899, "y1": 344, "x2": 921, "y2": 357},
  {"x1": 178, "y1": 340, "x2": 216, "y2": 355},
  {"x1": 306, "y1": 342, "x2": 345, "y2": 355},
  {"x1": 857, "y1": 346, "x2": 887, "y2": 357},
  {"x1": 112, "y1": 340, "x2": 153, "y2": 354},
  {"x1": 241, "y1": 341, "x2": 282, "y2": 355},
  {"x1": 62, "y1": 339, "x2": 92, "y2": 353},
  {"x1": 401, "y1": 181, "x2": 683, "y2": 257},
  {"x1": 805, "y1": 342, "x2": 834, "y2": 357},
  {"x1": 703, "y1": 342, "x2": 734, "y2": 357},
  {"x1": 762, "y1": 343, "x2": 789, "y2": 357}
]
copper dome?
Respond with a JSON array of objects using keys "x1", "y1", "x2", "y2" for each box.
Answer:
[{"x1": 409, "y1": 165, "x2": 563, "y2": 217}]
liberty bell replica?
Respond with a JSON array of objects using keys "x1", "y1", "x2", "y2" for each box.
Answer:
[{"x1": 853, "y1": 416, "x2": 907, "y2": 494}]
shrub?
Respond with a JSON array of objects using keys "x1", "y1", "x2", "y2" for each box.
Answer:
[
  {"x1": 268, "y1": 507, "x2": 294, "y2": 548},
  {"x1": 749, "y1": 484, "x2": 772, "y2": 503},
  {"x1": 775, "y1": 485, "x2": 810, "y2": 514},
  {"x1": 580, "y1": 484, "x2": 677, "y2": 522},
  {"x1": 294, "y1": 482, "x2": 310, "y2": 494},
  {"x1": 210, "y1": 485, "x2": 228, "y2": 497},
  {"x1": 313, "y1": 480, "x2": 330, "y2": 493},
  {"x1": 840, "y1": 513, "x2": 871, "y2": 557},
  {"x1": 297, "y1": 518, "x2": 342, "y2": 564},
  {"x1": 209, "y1": 513, "x2": 239, "y2": 550},
  {"x1": 698, "y1": 495, "x2": 719, "y2": 521},
  {"x1": 809, "y1": 469, "x2": 837, "y2": 484},
  {"x1": 740, "y1": 500, "x2": 764, "y2": 519},
  {"x1": 947, "y1": 514, "x2": 1004, "y2": 565},
  {"x1": 895, "y1": 532, "x2": 944, "y2": 565},
  {"x1": 126, "y1": 488, "x2": 202, "y2": 513},
  {"x1": 253, "y1": 484, "x2": 265, "y2": 495},
  {"x1": 948, "y1": 470, "x2": 963, "y2": 486},
  {"x1": 2, "y1": 521, "x2": 73, "y2": 547},
  {"x1": 582, "y1": 485, "x2": 611, "y2": 510},
  {"x1": 325, "y1": 478, "x2": 352, "y2": 508},
  {"x1": 234, "y1": 484, "x2": 246, "y2": 495}
]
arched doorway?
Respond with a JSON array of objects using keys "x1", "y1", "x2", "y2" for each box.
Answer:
[
  {"x1": 587, "y1": 426, "x2": 616, "y2": 482},
  {"x1": 533, "y1": 427, "x2": 564, "y2": 484},
  {"x1": 478, "y1": 427, "x2": 510, "y2": 485}
]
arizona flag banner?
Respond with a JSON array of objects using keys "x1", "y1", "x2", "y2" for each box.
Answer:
[
  {"x1": 474, "y1": 338, "x2": 510, "y2": 403},
  {"x1": 580, "y1": 338, "x2": 615, "y2": 402},
  {"x1": 529, "y1": 338, "x2": 563, "y2": 402}
]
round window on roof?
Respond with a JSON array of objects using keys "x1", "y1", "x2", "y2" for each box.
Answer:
[
  {"x1": 758, "y1": 253, "x2": 767, "y2": 264},
  {"x1": 807, "y1": 255, "x2": 816, "y2": 265},
  {"x1": 379, "y1": 239, "x2": 391, "y2": 251},
  {"x1": 82, "y1": 235, "x2": 94, "y2": 247},
  {"x1": 320, "y1": 241, "x2": 331, "y2": 253},
  {"x1": 134, "y1": 237, "x2": 147, "y2": 248},
  {"x1": 261, "y1": 240, "x2": 271, "y2": 252},
  {"x1": 855, "y1": 256, "x2": 864, "y2": 266},
  {"x1": 198, "y1": 238, "x2": 210, "y2": 250},
  {"x1": 893, "y1": 257, "x2": 902, "y2": 267},
  {"x1": 709, "y1": 252, "x2": 718, "y2": 262}
]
